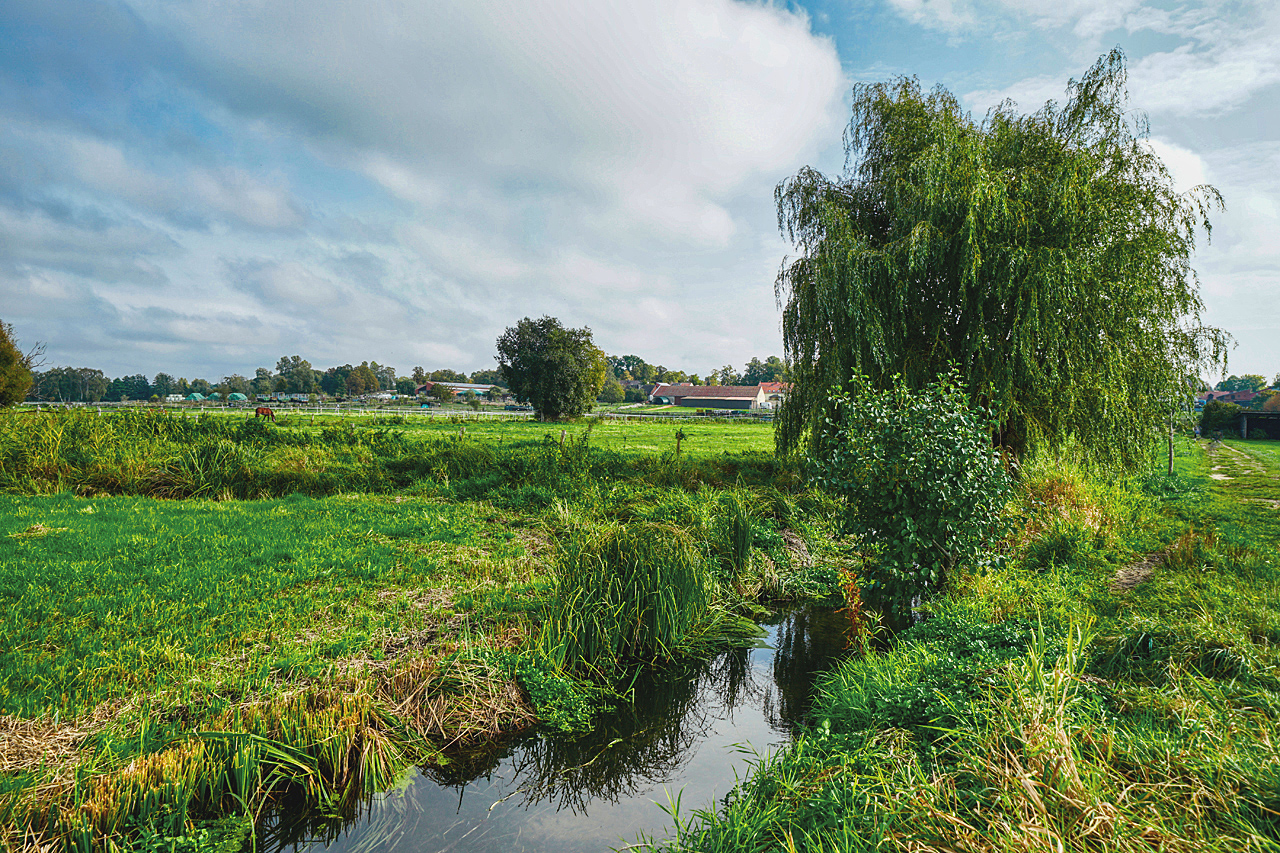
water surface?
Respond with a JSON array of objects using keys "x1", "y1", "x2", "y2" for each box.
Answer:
[{"x1": 267, "y1": 605, "x2": 848, "y2": 853}]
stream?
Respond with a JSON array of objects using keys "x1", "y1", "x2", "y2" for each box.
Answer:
[{"x1": 262, "y1": 605, "x2": 849, "y2": 853}]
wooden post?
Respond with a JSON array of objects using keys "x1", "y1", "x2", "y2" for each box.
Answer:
[{"x1": 1168, "y1": 408, "x2": 1174, "y2": 475}]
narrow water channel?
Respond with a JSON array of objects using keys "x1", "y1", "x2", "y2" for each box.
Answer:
[{"x1": 262, "y1": 605, "x2": 849, "y2": 853}]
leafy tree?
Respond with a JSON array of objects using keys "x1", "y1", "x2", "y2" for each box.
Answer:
[
  {"x1": 221, "y1": 374, "x2": 250, "y2": 395},
  {"x1": 774, "y1": 50, "x2": 1227, "y2": 468},
  {"x1": 0, "y1": 321, "x2": 33, "y2": 406},
  {"x1": 250, "y1": 367, "x2": 275, "y2": 396},
  {"x1": 428, "y1": 382, "x2": 455, "y2": 403},
  {"x1": 34, "y1": 367, "x2": 108, "y2": 402},
  {"x1": 152, "y1": 373, "x2": 178, "y2": 398},
  {"x1": 104, "y1": 374, "x2": 150, "y2": 402},
  {"x1": 624, "y1": 388, "x2": 646, "y2": 403},
  {"x1": 716, "y1": 365, "x2": 741, "y2": 386},
  {"x1": 429, "y1": 368, "x2": 468, "y2": 383},
  {"x1": 598, "y1": 376, "x2": 625, "y2": 404},
  {"x1": 1263, "y1": 393, "x2": 1280, "y2": 413},
  {"x1": 395, "y1": 377, "x2": 417, "y2": 395},
  {"x1": 412, "y1": 366, "x2": 428, "y2": 384},
  {"x1": 1215, "y1": 374, "x2": 1266, "y2": 393},
  {"x1": 320, "y1": 365, "x2": 352, "y2": 396},
  {"x1": 486, "y1": 386, "x2": 502, "y2": 402},
  {"x1": 345, "y1": 363, "x2": 379, "y2": 396},
  {"x1": 743, "y1": 356, "x2": 787, "y2": 385},
  {"x1": 810, "y1": 372, "x2": 1011, "y2": 615},
  {"x1": 370, "y1": 362, "x2": 396, "y2": 390},
  {"x1": 464, "y1": 389, "x2": 481, "y2": 410},
  {"x1": 496, "y1": 316, "x2": 607, "y2": 421},
  {"x1": 188, "y1": 378, "x2": 212, "y2": 395},
  {"x1": 469, "y1": 369, "x2": 505, "y2": 387},
  {"x1": 274, "y1": 356, "x2": 318, "y2": 394},
  {"x1": 1200, "y1": 400, "x2": 1242, "y2": 437}
]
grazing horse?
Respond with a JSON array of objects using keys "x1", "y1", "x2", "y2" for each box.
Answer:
[{"x1": 255, "y1": 406, "x2": 275, "y2": 422}]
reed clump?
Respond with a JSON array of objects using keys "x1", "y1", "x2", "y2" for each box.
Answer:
[{"x1": 542, "y1": 523, "x2": 713, "y2": 676}]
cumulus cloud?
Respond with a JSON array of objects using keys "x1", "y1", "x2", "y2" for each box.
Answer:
[{"x1": 0, "y1": 0, "x2": 846, "y2": 377}]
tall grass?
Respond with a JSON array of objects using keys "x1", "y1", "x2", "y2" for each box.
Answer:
[
  {"x1": 541, "y1": 523, "x2": 714, "y2": 675},
  {"x1": 646, "y1": 439, "x2": 1280, "y2": 852}
]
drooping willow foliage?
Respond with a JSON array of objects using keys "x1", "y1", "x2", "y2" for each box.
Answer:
[{"x1": 775, "y1": 49, "x2": 1228, "y2": 469}]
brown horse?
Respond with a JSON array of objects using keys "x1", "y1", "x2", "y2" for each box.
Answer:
[{"x1": 254, "y1": 406, "x2": 275, "y2": 422}]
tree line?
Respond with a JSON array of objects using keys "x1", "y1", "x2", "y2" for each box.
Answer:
[{"x1": 0, "y1": 319, "x2": 788, "y2": 409}]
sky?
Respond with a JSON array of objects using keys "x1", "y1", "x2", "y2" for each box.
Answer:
[{"x1": 2, "y1": 0, "x2": 1277, "y2": 383}]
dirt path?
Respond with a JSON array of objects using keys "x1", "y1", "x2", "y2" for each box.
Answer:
[{"x1": 1112, "y1": 549, "x2": 1166, "y2": 592}]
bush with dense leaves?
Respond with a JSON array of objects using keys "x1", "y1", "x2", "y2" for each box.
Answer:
[
  {"x1": 809, "y1": 371, "x2": 1012, "y2": 614},
  {"x1": 1199, "y1": 400, "x2": 1241, "y2": 437}
]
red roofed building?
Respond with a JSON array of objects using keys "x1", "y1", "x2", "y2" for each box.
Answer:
[{"x1": 649, "y1": 383, "x2": 767, "y2": 410}]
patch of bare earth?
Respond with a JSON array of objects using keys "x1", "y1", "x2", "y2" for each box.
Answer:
[{"x1": 1112, "y1": 549, "x2": 1166, "y2": 592}]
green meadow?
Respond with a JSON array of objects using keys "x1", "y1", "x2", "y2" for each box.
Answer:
[
  {"x1": 0, "y1": 408, "x2": 834, "y2": 850},
  {"x1": 3, "y1": 407, "x2": 1279, "y2": 853}
]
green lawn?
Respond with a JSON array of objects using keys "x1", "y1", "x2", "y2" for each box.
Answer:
[{"x1": 0, "y1": 492, "x2": 538, "y2": 718}]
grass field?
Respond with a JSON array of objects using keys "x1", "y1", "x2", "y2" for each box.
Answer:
[
  {"x1": 8, "y1": 405, "x2": 1279, "y2": 852},
  {"x1": 0, "y1": 409, "x2": 837, "y2": 850},
  {"x1": 648, "y1": 437, "x2": 1280, "y2": 852}
]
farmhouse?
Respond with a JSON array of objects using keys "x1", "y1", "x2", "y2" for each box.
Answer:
[{"x1": 649, "y1": 383, "x2": 767, "y2": 410}]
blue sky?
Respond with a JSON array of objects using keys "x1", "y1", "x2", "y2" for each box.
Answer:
[{"x1": 2, "y1": 0, "x2": 1276, "y2": 382}]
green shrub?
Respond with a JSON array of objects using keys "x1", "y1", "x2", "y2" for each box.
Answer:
[
  {"x1": 1249, "y1": 427, "x2": 1269, "y2": 440},
  {"x1": 808, "y1": 371, "x2": 1012, "y2": 615},
  {"x1": 1199, "y1": 400, "x2": 1241, "y2": 436}
]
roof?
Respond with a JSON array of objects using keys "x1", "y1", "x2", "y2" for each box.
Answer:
[
  {"x1": 758, "y1": 382, "x2": 790, "y2": 393},
  {"x1": 652, "y1": 384, "x2": 761, "y2": 398}
]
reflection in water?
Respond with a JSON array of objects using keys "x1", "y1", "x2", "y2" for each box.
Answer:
[{"x1": 262, "y1": 605, "x2": 848, "y2": 853}]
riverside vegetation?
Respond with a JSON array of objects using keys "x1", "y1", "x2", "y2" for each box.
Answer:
[
  {"x1": 0, "y1": 408, "x2": 835, "y2": 851},
  {"x1": 645, "y1": 436, "x2": 1280, "y2": 853},
  {"x1": 4, "y1": 408, "x2": 1279, "y2": 852}
]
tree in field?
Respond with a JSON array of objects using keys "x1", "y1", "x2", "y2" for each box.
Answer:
[
  {"x1": 0, "y1": 321, "x2": 33, "y2": 407},
  {"x1": 428, "y1": 382, "x2": 455, "y2": 403},
  {"x1": 743, "y1": 356, "x2": 787, "y2": 385},
  {"x1": 775, "y1": 50, "x2": 1227, "y2": 468},
  {"x1": 250, "y1": 367, "x2": 274, "y2": 397},
  {"x1": 395, "y1": 376, "x2": 417, "y2": 395},
  {"x1": 274, "y1": 356, "x2": 318, "y2": 394},
  {"x1": 1216, "y1": 374, "x2": 1267, "y2": 393},
  {"x1": 429, "y1": 368, "x2": 467, "y2": 383},
  {"x1": 345, "y1": 363, "x2": 379, "y2": 396},
  {"x1": 1200, "y1": 400, "x2": 1242, "y2": 437},
  {"x1": 496, "y1": 316, "x2": 607, "y2": 421},
  {"x1": 598, "y1": 376, "x2": 625, "y2": 404},
  {"x1": 152, "y1": 373, "x2": 178, "y2": 398},
  {"x1": 470, "y1": 368, "x2": 505, "y2": 387}
]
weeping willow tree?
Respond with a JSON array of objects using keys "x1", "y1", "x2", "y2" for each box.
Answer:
[{"x1": 775, "y1": 50, "x2": 1228, "y2": 468}]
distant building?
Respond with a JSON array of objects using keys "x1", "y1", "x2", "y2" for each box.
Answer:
[
  {"x1": 649, "y1": 383, "x2": 767, "y2": 410},
  {"x1": 415, "y1": 381, "x2": 504, "y2": 397}
]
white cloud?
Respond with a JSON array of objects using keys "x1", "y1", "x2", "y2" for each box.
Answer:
[
  {"x1": 0, "y1": 0, "x2": 846, "y2": 376},
  {"x1": 1147, "y1": 138, "x2": 1208, "y2": 193}
]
